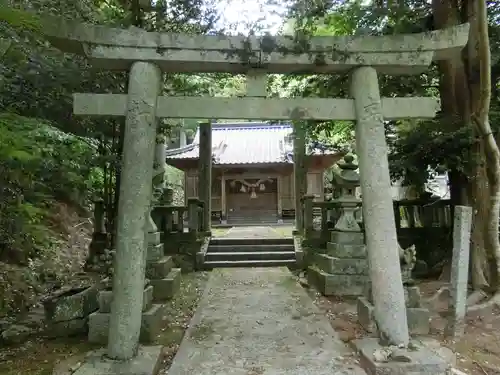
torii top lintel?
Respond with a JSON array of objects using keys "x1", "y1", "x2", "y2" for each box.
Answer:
[{"x1": 41, "y1": 16, "x2": 469, "y2": 75}]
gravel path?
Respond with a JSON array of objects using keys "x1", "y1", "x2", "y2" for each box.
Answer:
[{"x1": 166, "y1": 268, "x2": 367, "y2": 375}]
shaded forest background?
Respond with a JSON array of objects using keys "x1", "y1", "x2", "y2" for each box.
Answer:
[{"x1": 1, "y1": 0, "x2": 500, "y2": 318}]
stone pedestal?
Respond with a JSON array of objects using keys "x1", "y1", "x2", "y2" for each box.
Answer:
[
  {"x1": 308, "y1": 231, "x2": 369, "y2": 296},
  {"x1": 146, "y1": 231, "x2": 182, "y2": 304},
  {"x1": 358, "y1": 285, "x2": 430, "y2": 336},
  {"x1": 88, "y1": 281, "x2": 164, "y2": 344}
]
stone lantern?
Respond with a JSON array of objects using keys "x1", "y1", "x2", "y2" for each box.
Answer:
[{"x1": 332, "y1": 154, "x2": 361, "y2": 231}]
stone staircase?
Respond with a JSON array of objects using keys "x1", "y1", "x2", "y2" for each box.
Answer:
[{"x1": 203, "y1": 238, "x2": 296, "y2": 268}]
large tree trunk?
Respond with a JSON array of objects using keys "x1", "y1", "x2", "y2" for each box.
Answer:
[
  {"x1": 432, "y1": 0, "x2": 500, "y2": 292},
  {"x1": 473, "y1": 0, "x2": 500, "y2": 292}
]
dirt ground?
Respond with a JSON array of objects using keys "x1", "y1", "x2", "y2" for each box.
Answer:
[
  {"x1": 306, "y1": 279, "x2": 500, "y2": 375},
  {"x1": 0, "y1": 272, "x2": 209, "y2": 375}
]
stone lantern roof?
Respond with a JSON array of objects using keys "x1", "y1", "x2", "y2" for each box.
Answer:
[{"x1": 333, "y1": 154, "x2": 360, "y2": 188}]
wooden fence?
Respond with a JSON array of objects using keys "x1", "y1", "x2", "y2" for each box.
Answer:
[
  {"x1": 302, "y1": 197, "x2": 453, "y2": 250},
  {"x1": 151, "y1": 199, "x2": 206, "y2": 239}
]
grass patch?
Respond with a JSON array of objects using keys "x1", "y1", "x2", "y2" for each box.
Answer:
[{"x1": 156, "y1": 271, "x2": 210, "y2": 368}]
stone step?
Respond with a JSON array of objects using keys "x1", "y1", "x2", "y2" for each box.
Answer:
[
  {"x1": 209, "y1": 238, "x2": 293, "y2": 246},
  {"x1": 205, "y1": 251, "x2": 295, "y2": 262},
  {"x1": 203, "y1": 259, "x2": 296, "y2": 268},
  {"x1": 146, "y1": 256, "x2": 174, "y2": 279},
  {"x1": 207, "y1": 244, "x2": 294, "y2": 253}
]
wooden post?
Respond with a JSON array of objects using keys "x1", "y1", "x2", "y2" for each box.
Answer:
[
  {"x1": 198, "y1": 121, "x2": 212, "y2": 232},
  {"x1": 198, "y1": 200, "x2": 205, "y2": 233},
  {"x1": 221, "y1": 175, "x2": 227, "y2": 224},
  {"x1": 277, "y1": 175, "x2": 283, "y2": 223},
  {"x1": 293, "y1": 123, "x2": 307, "y2": 233}
]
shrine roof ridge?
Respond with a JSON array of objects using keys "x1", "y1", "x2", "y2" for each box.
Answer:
[{"x1": 165, "y1": 121, "x2": 325, "y2": 165}]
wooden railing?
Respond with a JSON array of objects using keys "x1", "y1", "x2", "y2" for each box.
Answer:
[
  {"x1": 152, "y1": 198, "x2": 206, "y2": 239},
  {"x1": 394, "y1": 199, "x2": 452, "y2": 229},
  {"x1": 152, "y1": 205, "x2": 188, "y2": 234}
]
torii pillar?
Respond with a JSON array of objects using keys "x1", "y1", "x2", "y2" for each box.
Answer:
[{"x1": 108, "y1": 62, "x2": 161, "y2": 360}]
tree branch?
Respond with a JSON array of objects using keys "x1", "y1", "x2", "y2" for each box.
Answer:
[{"x1": 477, "y1": 0, "x2": 492, "y2": 124}]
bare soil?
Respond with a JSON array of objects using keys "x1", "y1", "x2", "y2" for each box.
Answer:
[
  {"x1": 0, "y1": 272, "x2": 209, "y2": 375},
  {"x1": 306, "y1": 279, "x2": 500, "y2": 375},
  {"x1": 0, "y1": 203, "x2": 93, "y2": 320}
]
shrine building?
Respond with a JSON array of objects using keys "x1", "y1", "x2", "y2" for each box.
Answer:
[{"x1": 165, "y1": 122, "x2": 342, "y2": 225}]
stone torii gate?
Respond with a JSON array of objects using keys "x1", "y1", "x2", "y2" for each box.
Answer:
[{"x1": 40, "y1": 16, "x2": 468, "y2": 373}]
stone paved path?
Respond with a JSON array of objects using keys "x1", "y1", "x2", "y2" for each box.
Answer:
[
  {"x1": 222, "y1": 226, "x2": 291, "y2": 239},
  {"x1": 166, "y1": 268, "x2": 367, "y2": 375}
]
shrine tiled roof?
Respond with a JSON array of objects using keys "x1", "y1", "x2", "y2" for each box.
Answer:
[{"x1": 166, "y1": 122, "x2": 294, "y2": 165}]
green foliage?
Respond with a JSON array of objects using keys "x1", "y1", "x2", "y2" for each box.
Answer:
[
  {"x1": 0, "y1": 6, "x2": 42, "y2": 31},
  {"x1": 281, "y1": 0, "x2": 500, "y2": 190},
  {"x1": 389, "y1": 118, "x2": 474, "y2": 186},
  {"x1": 0, "y1": 113, "x2": 102, "y2": 264}
]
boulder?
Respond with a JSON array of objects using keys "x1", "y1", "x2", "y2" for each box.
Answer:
[{"x1": 1, "y1": 324, "x2": 34, "y2": 344}]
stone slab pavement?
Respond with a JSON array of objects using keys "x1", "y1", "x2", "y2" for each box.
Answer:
[{"x1": 166, "y1": 267, "x2": 367, "y2": 375}]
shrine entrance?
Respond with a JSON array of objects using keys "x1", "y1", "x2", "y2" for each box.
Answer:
[
  {"x1": 39, "y1": 15, "x2": 470, "y2": 361},
  {"x1": 226, "y1": 177, "x2": 278, "y2": 224}
]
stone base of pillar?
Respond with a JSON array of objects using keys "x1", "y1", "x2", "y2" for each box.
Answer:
[
  {"x1": 88, "y1": 280, "x2": 165, "y2": 344},
  {"x1": 88, "y1": 303, "x2": 164, "y2": 345},
  {"x1": 354, "y1": 338, "x2": 450, "y2": 375},
  {"x1": 357, "y1": 285, "x2": 431, "y2": 336},
  {"x1": 308, "y1": 230, "x2": 369, "y2": 296},
  {"x1": 52, "y1": 346, "x2": 164, "y2": 375}
]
